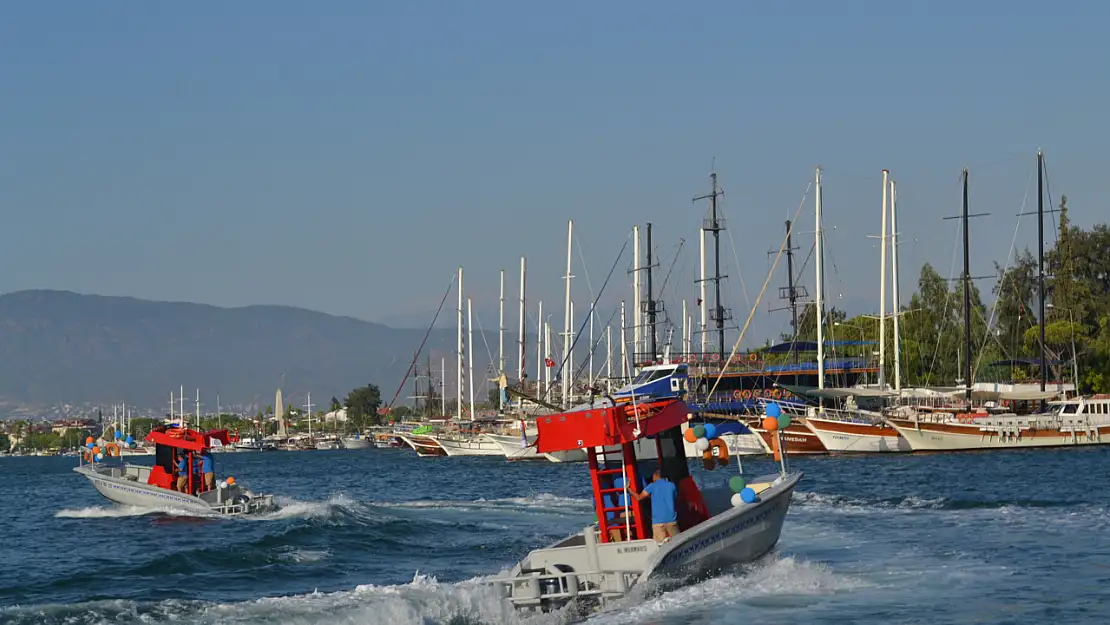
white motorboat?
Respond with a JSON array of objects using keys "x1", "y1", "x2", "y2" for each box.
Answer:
[
  {"x1": 314, "y1": 435, "x2": 343, "y2": 451},
  {"x1": 341, "y1": 434, "x2": 371, "y2": 449},
  {"x1": 484, "y1": 433, "x2": 541, "y2": 460},
  {"x1": 489, "y1": 399, "x2": 800, "y2": 613},
  {"x1": 74, "y1": 428, "x2": 275, "y2": 516}
]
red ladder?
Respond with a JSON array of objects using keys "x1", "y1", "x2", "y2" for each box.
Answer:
[{"x1": 588, "y1": 443, "x2": 647, "y2": 542}]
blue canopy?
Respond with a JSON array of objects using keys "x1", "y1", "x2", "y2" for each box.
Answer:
[{"x1": 765, "y1": 340, "x2": 877, "y2": 354}]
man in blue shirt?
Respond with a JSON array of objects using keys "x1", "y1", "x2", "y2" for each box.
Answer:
[
  {"x1": 176, "y1": 453, "x2": 189, "y2": 493},
  {"x1": 200, "y1": 450, "x2": 215, "y2": 491},
  {"x1": 629, "y1": 469, "x2": 679, "y2": 543}
]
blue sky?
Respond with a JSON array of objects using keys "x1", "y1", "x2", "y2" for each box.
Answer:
[{"x1": 0, "y1": 1, "x2": 1103, "y2": 348}]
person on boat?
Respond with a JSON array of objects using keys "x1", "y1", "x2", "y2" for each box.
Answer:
[
  {"x1": 628, "y1": 469, "x2": 679, "y2": 543},
  {"x1": 200, "y1": 449, "x2": 215, "y2": 491},
  {"x1": 605, "y1": 476, "x2": 628, "y2": 542},
  {"x1": 175, "y1": 452, "x2": 190, "y2": 493}
]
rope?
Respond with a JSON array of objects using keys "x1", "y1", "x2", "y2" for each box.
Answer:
[{"x1": 385, "y1": 272, "x2": 457, "y2": 410}]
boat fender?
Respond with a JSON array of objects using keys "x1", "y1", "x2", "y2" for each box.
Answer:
[
  {"x1": 104, "y1": 443, "x2": 121, "y2": 457},
  {"x1": 701, "y1": 439, "x2": 729, "y2": 469}
]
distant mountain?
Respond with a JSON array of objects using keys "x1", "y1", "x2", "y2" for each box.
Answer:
[{"x1": 0, "y1": 290, "x2": 515, "y2": 411}]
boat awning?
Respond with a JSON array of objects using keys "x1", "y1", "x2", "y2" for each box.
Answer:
[
  {"x1": 534, "y1": 399, "x2": 689, "y2": 453},
  {"x1": 145, "y1": 428, "x2": 231, "y2": 451},
  {"x1": 765, "y1": 340, "x2": 877, "y2": 354},
  {"x1": 985, "y1": 358, "x2": 1065, "y2": 368},
  {"x1": 999, "y1": 390, "x2": 1062, "y2": 401},
  {"x1": 774, "y1": 383, "x2": 895, "y2": 399}
]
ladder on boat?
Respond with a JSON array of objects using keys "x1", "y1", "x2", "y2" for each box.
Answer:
[{"x1": 588, "y1": 444, "x2": 647, "y2": 542}]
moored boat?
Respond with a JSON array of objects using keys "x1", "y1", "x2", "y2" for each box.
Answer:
[
  {"x1": 341, "y1": 433, "x2": 371, "y2": 449},
  {"x1": 73, "y1": 427, "x2": 275, "y2": 516}
]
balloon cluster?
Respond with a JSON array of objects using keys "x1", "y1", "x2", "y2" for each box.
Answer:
[
  {"x1": 759, "y1": 402, "x2": 791, "y2": 431},
  {"x1": 83, "y1": 438, "x2": 105, "y2": 462},
  {"x1": 682, "y1": 418, "x2": 729, "y2": 470},
  {"x1": 125, "y1": 434, "x2": 136, "y2": 449},
  {"x1": 729, "y1": 475, "x2": 759, "y2": 507}
]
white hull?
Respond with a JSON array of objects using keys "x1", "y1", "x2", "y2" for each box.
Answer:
[
  {"x1": 484, "y1": 433, "x2": 541, "y2": 460},
  {"x1": 430, "y1": 436, "x2": 504, "y2": 457},
  {"x1": 396, "y1": 434, "x2": 446, "y2": 456},
  {"x1": 341, "y1": 436, "x2": 371, "y2": 449},
  {"x1": 74, "y1": 462, "x2": 274, "y2": 515},
  {"x1": 804, "y1": 417, "x2": 911, "y2": 453},
  {"x1": 315, "y1": 441, "x2": 342, "y2": 450},
  {"x1": 887, "y1": 417, "x2": 1110, "y2": 451}
]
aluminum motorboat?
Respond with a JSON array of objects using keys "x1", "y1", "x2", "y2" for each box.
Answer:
[
  {"x1": 488, "y1": 399, "x2": 801, "y2": 614},
  {"x1": 73, "y1": 427, "x2": 275, "y2": 516}
]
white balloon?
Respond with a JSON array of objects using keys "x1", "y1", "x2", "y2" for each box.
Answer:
[
  {"x1": 695, "y1": 437, "x2": 710, "y2": 452},
  {"x1": 218, "y1": 481, "x2": 228, "y2": 489},
  {"x1": 95, "y1": 453, "x2": 104, "y2": 461},
  {"x1": 731, "y1": 493, "x2": 745, "y2": 507}
]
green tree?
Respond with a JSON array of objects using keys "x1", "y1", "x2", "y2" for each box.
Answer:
[
  {"x1": 345, "y1": 383, "x2": 383, "y2": 428},
  {"x1": 0, "y1": 434, "x2": 9, "y2": 452}
]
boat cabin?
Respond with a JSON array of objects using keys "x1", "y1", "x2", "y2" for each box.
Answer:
[
  {"x1": 534, "y1": 399, "x2": 710, "y2": 543},
  {"x1": 145, "y1": 427, "x2": 231, "y2": 495},
  {"x1": 611, "y1": 364, "x2": 689, "y2": 404}
]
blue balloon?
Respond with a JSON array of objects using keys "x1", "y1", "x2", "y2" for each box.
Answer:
[
  {"x1": 703, "y1": 423, "x2": 718, "y2": 440},
  {"x1": 740, "y1": 487, "x2": 759, "y2": 504},
  {"x1": 765, "y1": 402, "x2": 782, "y2": 418},
  {"x1": 125, "y1": 435, "x2": 134, "y2": 443},
  {"x1": 86, "y1": 442, "x2": 94, "y2": 449},
  {"x1": 115, "y1": 431, "x2": 122, "y2": 439}
]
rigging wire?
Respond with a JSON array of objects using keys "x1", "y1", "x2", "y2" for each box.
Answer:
[{"x1": 385, "y1": 272, "x2": 457, "y2": 410}]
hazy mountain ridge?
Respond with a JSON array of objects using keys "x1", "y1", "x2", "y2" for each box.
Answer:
[{"x1": 0, "y1": 290, "x2": 507, "y2": 410}]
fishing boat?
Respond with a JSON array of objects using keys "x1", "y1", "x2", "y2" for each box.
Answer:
[
  {"x1": 73, "y1": 427, "x2": 275, "y2": 516},
  {"x1": 489, "y1": 398, "x2": 801, "y2": 613}
]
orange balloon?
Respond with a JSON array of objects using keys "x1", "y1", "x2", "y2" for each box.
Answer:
[
  {"x1": 226, "y1": 476, "x2": 236, "y2": 485},
  {"x1": 85, "y1": 436, "x2": 95, "y2": 444},
  {"x1": 683, "y1": 428, "x2": 698, "y2": 443},
  {"x1": 762, "y1": 417, "x2": 779, "y2": 431},
  {"x1": 92, "y1": 446, "x2": 101, "y2": 455}
]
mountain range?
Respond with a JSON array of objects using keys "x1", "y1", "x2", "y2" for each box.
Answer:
[{"x1": 0, "y1": 290, "x2": 514, "y2": 413}]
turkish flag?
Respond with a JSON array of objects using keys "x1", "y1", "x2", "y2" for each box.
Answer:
[{"x1": 545, "y1": 358, "x2": 556, "y2": 367}]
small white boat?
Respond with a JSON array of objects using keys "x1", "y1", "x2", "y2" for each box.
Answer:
[
  {"x1": 484, "y1": 433, "x2": 541, "y2": 460},
  {"x1": 74, "y1": 428, "x2": 275, "y2": 516},
  {"x1": 429, "y1": 435, "x2": 504, "y2": 457},
  {"x1": 341, "y1": 434, "x2": 371, "y2": 449},
  {"x1": 314, "y1": 435, "x2": 343, "y2": 451}
]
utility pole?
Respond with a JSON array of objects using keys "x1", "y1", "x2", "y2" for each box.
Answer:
[{"x1": 694, "y1": 168, "x2": 731, "y2": 362}]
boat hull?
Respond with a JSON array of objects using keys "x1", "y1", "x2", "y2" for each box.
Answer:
[
  {"x1": 484, "y1": 433, "x2": 541, "y2": 460},
  {"x1": 397, "y1": 435, "x2": 446, "y2": 456},
  {"x1": 804, "y1": 416, "x2": 910, "y2": 453},
  {"x1": 430, "y1": 436, "x2": 504, "y2": 457},
  {"x1": 748, "y1": 422, "x2": 827, "y2": 454},
  {"x1": 341, "y1": 436, "x2": 371, "y2": 449},
  {"x1": 887, "y1": 418, "x2": 1110, "y2": 451},
  {"x1": 74, "y1": 463, "x2": 274, "y2": 515}
]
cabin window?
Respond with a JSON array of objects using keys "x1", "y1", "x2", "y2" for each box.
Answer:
[
  {"x1": 1062, "y1": 403, "x2": 1079, "y2": 414},
  {"x1": 656, "y1": 428, "x2": 691, "y2": 483}
]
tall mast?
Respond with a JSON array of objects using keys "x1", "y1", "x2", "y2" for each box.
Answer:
[
  {"x1": 699, "y1": 229, "x2": 707, "y2": 355},
  {"x1": 536, "y1": 300, "x2": 543, "y2": 395},
  {"x1": 498, "y1": 269, "x2": 505, "y2": 387},
  {"x1": 962, "y1": 170, "x2": 972, "y2": 402},
  {"x1": 441, "y1": 357, "x2": 446, "y2": 415},
  {"x1": 815, "y1": 167, "x2": 825, "y2": 392},
  {"x1": 589, "y1": 305, "x2": 595, "y2": 387},
  {"x1": 605, "y1": 324, "x2": 613, "y2": 393},
  {"x1": 563, "y1": 220, "x2": 574, "y2": 407},
  {"x1": 518, "y1": 256, "x2": 527, "y2": 385},
  {"x1": 1037, "y1": 149, "x2": 1046, "y2": 393},
  {"x1": 682, "y1": 300, "x2": 688, "y2": 355},
  {"x1": 303, "y1": 393, "x2": 314, "y2": 439},
  {"x1": 467, "y1": 298, "x2": 475, "y2": 421},
  {"x1": 544, "y1": 321, "x2": 551, "y2": 394},
  {"x1": 620, "y1": 301, "x2": 628, "y2": 381},
  {"x1": 632, "y1": 225, "x2": 641, "y2": 363},
  {"x1": 645, "y1": 222, "x2": 657, "y2": 361},
  {"x1": 457, "y1": 267, "x2": 463, "y2": 421},
  {"x1": 891, "y1": 179, "x2": 902, "y2": 393},
  {"x1": 879, "y1": 169, "x2": 889, "y2": 390},
  {"x1": 785, "y1": 220, "x2": 799, "y2": 363},
  {"x1": 694, "y1": 170, "x2": 729, "y2": 361}
]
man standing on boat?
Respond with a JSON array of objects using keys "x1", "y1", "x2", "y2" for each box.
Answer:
[
  {"x1": 200, "y1": 449, "x2": 215, "y2": 491},
  {"x1": 628, "y1": 469, "x2": 679, "y2": 542},
  {"x1": 176, "y1": 452, "x2": 190, "y2": 493}
]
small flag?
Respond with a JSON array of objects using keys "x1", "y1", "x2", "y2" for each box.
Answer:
[
  {"x1": 545, "y1": 357, "x2": 556, "y2": 367},
  {"x1": 696, "y1": 298, "x2": 703, "y2": 306}
]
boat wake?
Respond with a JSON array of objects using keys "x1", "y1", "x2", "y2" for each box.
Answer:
[{"x1": 55, "y1": 504, "x2": 217, "y2": 519}]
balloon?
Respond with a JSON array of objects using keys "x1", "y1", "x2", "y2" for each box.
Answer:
[
  {"x1": 779, "y1": 413, "x2": 793, "y2": 429},
  {"x1": 695, "y1": 438, "x2": 710, "y2": 452},
  {"x1": 683, "y1": 428, "x2": 698, "y2": 443},
  {"x1": 729, "y1": 476, "x2": 747, "y2": 493},
  {"x1": 765, "y1": 402, "x2": 782, "y2": 418},
  {"x1": 731, "y1": 493, "x2": 745, "y2": 507},
  {"x1": 740, "y1": 487, "x2": 759, "y2": 504},
  {"x1": 92, "y1": 446, "x2": 100, "y2": 455},
  {"x1": 86, "y1": 442, "x2": 94, "y2": 449},
  {"x1": 692, "y1": 425, "x2": 705, "y2": 439},
  {"x1": 226, "y1": 476, "x2": 236, "y2": 486},
  {"x1": 125, "y1": 435, "x2": 134, "y2": 442},
  {"x1": 761, "y1": 417, "x2": 779, "y2": 431},
  {"x1": 703, "y1": 423, "x2": 718, "y2": 440},
  {"x1": 129, "y1": 441, "x2": 136, "y2": 448},
  {"x1": 85, "y1": 436, "x2": 94, "y2": 445},
  {"x1": 115, "y1": 431, "x2": 122, "y2": 439},
  {"x1": 218, "y1": 481, "x2": 228, "y2": 489},
  {"x1": 95, "y1": 453, "x2": 104, "y2": 462}
]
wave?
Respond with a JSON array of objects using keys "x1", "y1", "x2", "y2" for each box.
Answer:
[{"x1": 792, "y1": 490, "x2": 1106, "y2": 513}]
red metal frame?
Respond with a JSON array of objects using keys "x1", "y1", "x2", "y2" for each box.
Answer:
[
  {"x1": 590, "y1": 443, "x2": 648, "y2": 543},
  {"x1": 535, "y1": 400, "x2": 689, "y2": 454}
]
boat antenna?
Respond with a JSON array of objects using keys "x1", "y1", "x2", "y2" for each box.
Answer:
[{"x1": 384, "y1": 272, "x2": 458, "y2": 412}]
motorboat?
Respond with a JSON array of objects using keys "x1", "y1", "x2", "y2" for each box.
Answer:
[
  {"x1": 341, "y1": 433, "x2": 371, "y2": 449},
  {"x1": 484, "y1": 432, "x2": 541, "y2": 460},
  {"x1": 314, "y1": 435, "x2": 343, "y2": 451},
  {"x1": 429, "y1": 434, "x2": 504, "y2": 457},
  {"x1": 489, "y1": 399, "x2": 801, "y2": 613},
  {"x1": 73, "y1": 427, "x2": 275, "y2": 516}
]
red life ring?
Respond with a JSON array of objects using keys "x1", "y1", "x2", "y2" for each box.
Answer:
[
  {"x1": 749, "y1": 353, "x2": 758, "y2": 362},
  {"x1": 741, "y1": 389, "x2": 753, "y2": 400},
  {"x1": 733, "y1": 390, "x2": 743, "y2": 400},
  {"x1": 710, "y1": 354, "x2": 720, "y2": 363}
]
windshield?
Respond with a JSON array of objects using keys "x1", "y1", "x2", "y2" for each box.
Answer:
[
  {"x1": 1061, "y1": 403, "x2": 1080, "y2": 414},
  {"x1": 632, "y1": 368, "x2": 675, "y2": 385}
]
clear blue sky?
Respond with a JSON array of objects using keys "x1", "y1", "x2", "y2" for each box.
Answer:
[{"x1": 0, "y1": 1, "x2": 1103, "y2": 347}]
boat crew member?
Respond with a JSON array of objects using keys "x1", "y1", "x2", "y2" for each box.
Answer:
[
  {"x1": 605, "y1": 476, "x2": 628, "y2": 542},
  {"x1": 628, "y1": 469, "x2": 679, "y2": 543},
  {"x1": 175, "y1": 452, "x2": 189, "y2": 493},
  {"x1": 201, "y1": 449, "x2": 215, "y2": 491}
]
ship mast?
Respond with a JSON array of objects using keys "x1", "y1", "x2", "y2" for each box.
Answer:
[
  {"x1": 943, "y1": 170, "x2": 988, "y2": 403},
  {"x1": 694, "y1": 169, "x2": 731, "y2": 361}
]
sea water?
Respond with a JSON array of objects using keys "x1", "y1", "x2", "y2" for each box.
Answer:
[{"x1": 1, "y1": 446, "x2": 1108, "y2": 624}]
